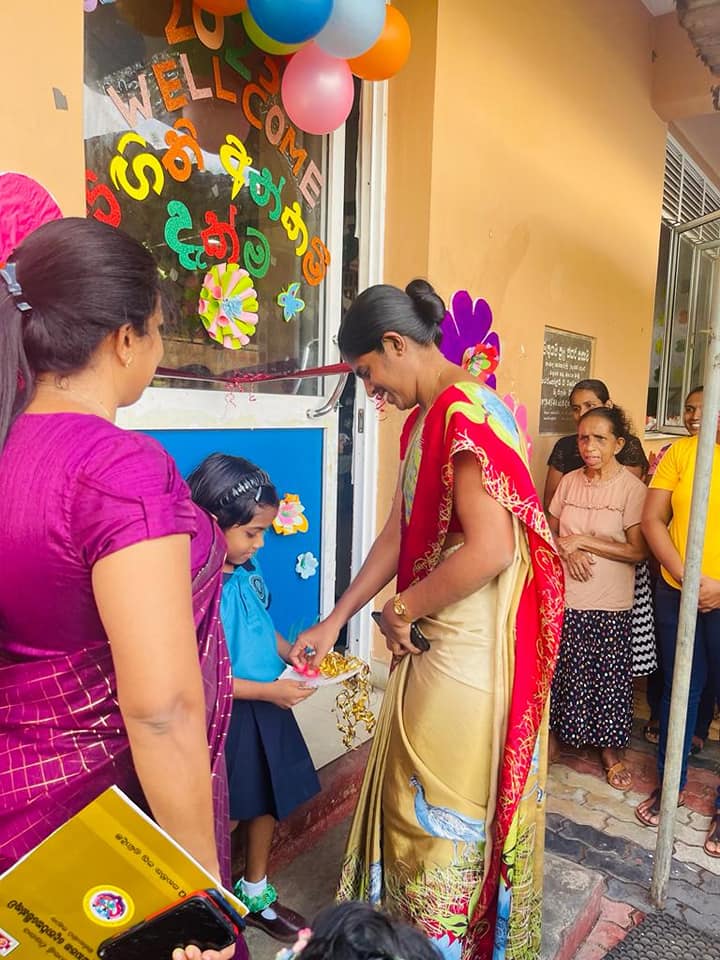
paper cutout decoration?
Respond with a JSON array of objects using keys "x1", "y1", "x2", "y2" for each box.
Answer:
[
  {"x1": 502, "y1": 393, "x2": 533, "y2": 459},
  {"x1": 296, "y1": 551, "x2": 319, "y2": 579},
  {"x1": 272, "y1": 494, "x2": 309, "y2": 535},
  {"x1": 277, "y1": 281, "x2": 306, "y2": 322},
  {"x1": 0, "y1": 172, "x2": 62, "y2": 265},
  {"x1": 439, "y1": 289, "x2": 501, "y2": 389},
  {"x1": 198, "y1": 263, "x2": 259, "y2": 349}
]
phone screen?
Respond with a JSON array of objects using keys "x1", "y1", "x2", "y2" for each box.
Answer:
[{"x1": 98, "y1": 895, "x2": 235, "y2": 960}]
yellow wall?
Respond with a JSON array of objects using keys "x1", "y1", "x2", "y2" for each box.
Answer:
[
  {"x1": 0, "y1": 3, "x2": 85, "y2": 215},
  {"x1": 373, "y1": 0, "x2": 673, "y2": 656}
]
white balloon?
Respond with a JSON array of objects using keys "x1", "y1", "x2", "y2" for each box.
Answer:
[{"x1": 315, "y1": 0, "x2": 386, "y2": 60}]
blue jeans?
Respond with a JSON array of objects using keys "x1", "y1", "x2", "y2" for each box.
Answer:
[{"x1": 656, "y1": 580, "x2": 720, "y2": 789}]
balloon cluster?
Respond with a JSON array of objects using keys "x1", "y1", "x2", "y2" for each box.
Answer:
[{"x1": 196, "y1": 0, "x2": 412, "y2": 135}]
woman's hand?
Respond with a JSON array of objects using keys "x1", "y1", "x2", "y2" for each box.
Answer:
[
  {"x1": 288, "y1": 620, "x2": 339, "y2": 669},
  {"x1": 172, "y1": 944, "x2": 235, "y2": 960},
  {"x1": 378, "y1": 600, "x2": 419, "y2": 658},
  {"x1": 266, "y1": 679, "x2": 316, "y2": 709},
  {"x1": 557, "y1": 534, "x2": 595, "y2": 581},
  {"x1": 699, "y1": 576, "x2": 720, "y2": 612}
]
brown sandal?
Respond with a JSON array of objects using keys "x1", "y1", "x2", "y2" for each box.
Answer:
[
  {"x1": 704, "y1": 811, "x2": 720, "y2": 858},
  {"x1": 604, "y1": 760, "x2": 633, "y2": 791},
  {"x1": 635, "y1": 787, "x2": 685, "y2": 828}
]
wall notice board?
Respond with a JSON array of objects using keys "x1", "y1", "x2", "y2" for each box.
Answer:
[{"x1": 539, "y1": 327, "x2": 594, "y2": 435}]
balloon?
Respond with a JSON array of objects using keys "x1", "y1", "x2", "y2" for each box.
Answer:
[
  {"x1": 247, "y1": 0, "x2": 333, "y2": 45},
  {"x1": 348, "y1": 5, "x2": 411, "y2": 81},
  {"x1": 241, "y1": 9, "x2": 304, "y2": 54},
  {"x1": 316, "y1": 0, "x2": 385, "y2": 59},
  {"x1": 195, "y1": 0, "x2": 247, "y2": 13},
  {"x1": 281, "y1": 43, "x2": 355, "y2": 135}
]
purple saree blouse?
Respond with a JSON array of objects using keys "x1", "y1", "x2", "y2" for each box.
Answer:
[{"x1": 0, "y1": 413, "x2": 233, "y2": 883}]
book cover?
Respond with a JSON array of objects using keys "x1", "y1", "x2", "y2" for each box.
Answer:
[{"x1": 0, "y1": 786, "x2": 246, "y2": 958}]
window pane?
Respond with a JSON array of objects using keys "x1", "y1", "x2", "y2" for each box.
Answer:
[
  {"x1": 84, "y1": 3, "x2": 331, "y2": 394},
  {"x1": 665, "y1": 236, "x2": 693, "y2": 426},
  {"x1": 646, "y1": 222, "x2": 671, "y2": 427}
]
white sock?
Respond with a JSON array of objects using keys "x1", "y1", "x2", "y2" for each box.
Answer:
[{"x1": 241, "y1": 876, "x2": 277, "y2": 920}]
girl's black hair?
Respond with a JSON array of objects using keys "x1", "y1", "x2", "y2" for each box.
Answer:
[
  {"x1": 0, "y1": 217, "x2": 165, "y2": 451},
  {"x1": 686, "y1": 385, "x2": 704, "y2": 399},
  {"x1": 187, "y1": 453, "x2": 279, "y2": 529},
  {"x1": 300, "y1": 902, "x2": 440, "y2": 960},
  {"x1": 577, "y1": 403, "x2": 633, "y2": 441},
  {"x1": 337, "y1": 279, "x2": 445, "y2": 359},
  {"x1": 569, "y1": 379, "x2": 610, "y2": 405}
]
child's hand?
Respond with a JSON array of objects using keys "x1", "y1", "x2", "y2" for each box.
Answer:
[{"x1": 267, "y1": 678, "x2": 316, "y2": 709}]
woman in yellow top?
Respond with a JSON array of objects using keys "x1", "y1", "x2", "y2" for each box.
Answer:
[{"x1": 635, "y1": 414, "x2": 720, "y2": 859}]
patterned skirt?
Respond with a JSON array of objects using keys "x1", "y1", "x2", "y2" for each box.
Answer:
[
  {"x1": 550, "y1": 608, "x2": 633, "y2": 749},
  {"x1": 631, "y1": 561, "x2": 658, "y2": 677}
]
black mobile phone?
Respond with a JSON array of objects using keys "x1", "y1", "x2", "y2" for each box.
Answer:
[
  {"x1": 97, "y1": 892, "x2": 237, "y2": 960},
  {"x1": 371, "y1": 611, "x2": 430, "y2": 652}
]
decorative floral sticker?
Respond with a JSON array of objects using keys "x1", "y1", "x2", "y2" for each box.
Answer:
[
  {"x1": 273, "y1": 494, "x2": 309, "y2": 536},
  {"x1": 198, "y1": 263, "x2": 259, "y2": 349},
  {"x1": 277, "y1": 281, "x2": 306, "y2": 322},
  {"x1": 296, "y1": 552, "x2": 319, "y2": 580},
  {"x1": 439, "y1": 290, "x2": 501, "y2": 389}
]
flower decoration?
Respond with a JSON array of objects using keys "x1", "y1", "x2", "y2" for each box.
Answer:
[
  {"x1": 272, "y1": 494, "x2": 309, "y2": 536},
  {"x1": 277, "y1": 281, "x2": 306, "y2": 322},
  {"x1": 198, "y1": 263, "x2": 259, "y2": 350},
  {"x1": 296, "y1": 551, "x2": 319, "y2": 580},
  {"x1": 502, "y1": 393, "x2": 533, "y2": 459},
  {"x1": 462, "y1": 342, "x2": 499, "y2": 380},
  {"x1": 439, "y1": 290, "x2": 501, "y2": 389}
]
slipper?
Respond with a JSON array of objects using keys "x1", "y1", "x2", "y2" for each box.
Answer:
[
  {"x1": 643, "y1": 722, "x2": 660, "y2": 745},
  {"x1": 704, "y1": 811, "x2": 720, "y2": 859},
  {"x1": 635, "y1": 787, "x2": 685, "y2": 828},
  {"x1": 604, "y1": 760, "x2": 633, "y2": 791}
]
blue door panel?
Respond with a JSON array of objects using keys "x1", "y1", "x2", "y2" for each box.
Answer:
[{"x1": 143, "y1": 428, "x2": 324, "y2": 639}]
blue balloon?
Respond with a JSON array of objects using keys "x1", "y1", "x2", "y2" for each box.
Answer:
[{"x1": 247, "y1": 0, "x2": 334, "y2": 45}]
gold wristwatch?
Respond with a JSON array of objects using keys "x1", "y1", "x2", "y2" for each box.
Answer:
[{"x1": 392, "y1": 593, "x2": 413, "y2": 623}]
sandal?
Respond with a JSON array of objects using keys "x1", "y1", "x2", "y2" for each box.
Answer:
[
  {"x1": 643, "y1": 722, "x2": 660, "y2": 745},
  {"x1": 635, "y1": 787, "x2": 685, "y2": 828},
  {"x1": 604, "y1": 760, "x2": 633, "y2": 791},
  {"x1": 704, "y1": 788, "x2": 720, "y2": 859}
]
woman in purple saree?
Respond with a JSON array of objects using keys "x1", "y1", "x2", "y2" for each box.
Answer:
[{"x1": 0, "y1": 219, "x2": 241, "y2": 960}]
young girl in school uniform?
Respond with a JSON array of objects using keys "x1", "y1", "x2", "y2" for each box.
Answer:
[{"x1": 188, "y1": 453, "x2": 320, "y2": 944}]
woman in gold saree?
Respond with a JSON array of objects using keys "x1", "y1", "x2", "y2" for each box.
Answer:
[{"x1": 292, "y1": 280, "x2": 564, "y2": 959}]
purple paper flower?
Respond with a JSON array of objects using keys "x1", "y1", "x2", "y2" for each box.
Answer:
[{"x1": 439, "y1": 290, "x2": 501, "y2": 389}]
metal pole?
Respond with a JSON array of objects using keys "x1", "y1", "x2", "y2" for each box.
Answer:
[{"x1": 651, "y1": 261, "x2": 720, "y2": 906}]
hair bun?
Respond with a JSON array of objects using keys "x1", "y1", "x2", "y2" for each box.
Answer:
[{"x1": 405, "y1": 278, "x2": 445, "y2": 329}]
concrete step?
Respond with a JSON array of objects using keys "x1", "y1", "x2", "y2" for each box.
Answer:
[{"x1": 541, "y1": 853, "x2": 606, "y2": 960}]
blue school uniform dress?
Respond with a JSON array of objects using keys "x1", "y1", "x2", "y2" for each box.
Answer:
[{"x1": 221, "y1": 559, "x2": 320, "y2": 821}]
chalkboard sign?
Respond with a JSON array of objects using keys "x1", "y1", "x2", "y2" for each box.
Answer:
[{"x1": 539, "y1": 327, "x2": 593, "y2": 434}]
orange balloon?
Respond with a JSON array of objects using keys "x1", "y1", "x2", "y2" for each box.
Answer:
[
  {"x1": 348, "y1": 5, "x2": 411, "y2": 81},
  {"x1": 195, "y1": 0, "x2": 247, "y2": 15}
]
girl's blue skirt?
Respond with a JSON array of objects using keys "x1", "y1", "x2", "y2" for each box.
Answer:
[{"x1": 225, "y1": 699, "x2": 320, "y2": 822}]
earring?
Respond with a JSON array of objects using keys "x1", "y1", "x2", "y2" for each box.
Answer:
[{"x1": 125, "y1": 356, "x2": 134, "y2": 368}]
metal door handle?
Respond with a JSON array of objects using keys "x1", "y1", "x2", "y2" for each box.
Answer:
[{"x1": 307, "y1": 373, "x2": 348, "y2": 419}]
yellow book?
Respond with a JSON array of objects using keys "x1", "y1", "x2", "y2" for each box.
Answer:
[{"x1": 0, "y1": 787, "x2": 247, "y2": 958}]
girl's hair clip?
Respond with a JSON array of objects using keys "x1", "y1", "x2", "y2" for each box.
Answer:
[
  {"x1": 0, "y1": 263, "x2": 32, "y2": 316},
  {"x1": 217, "y1": 469, "x2": 272, "y2": 508},
  {"x1": 275, "y1": 927, "x2": 312, "y2": 960}
]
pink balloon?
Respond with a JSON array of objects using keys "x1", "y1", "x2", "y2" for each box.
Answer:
[{"x1": 281, "y1": 43, "x2": 355, "y2": 136}]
